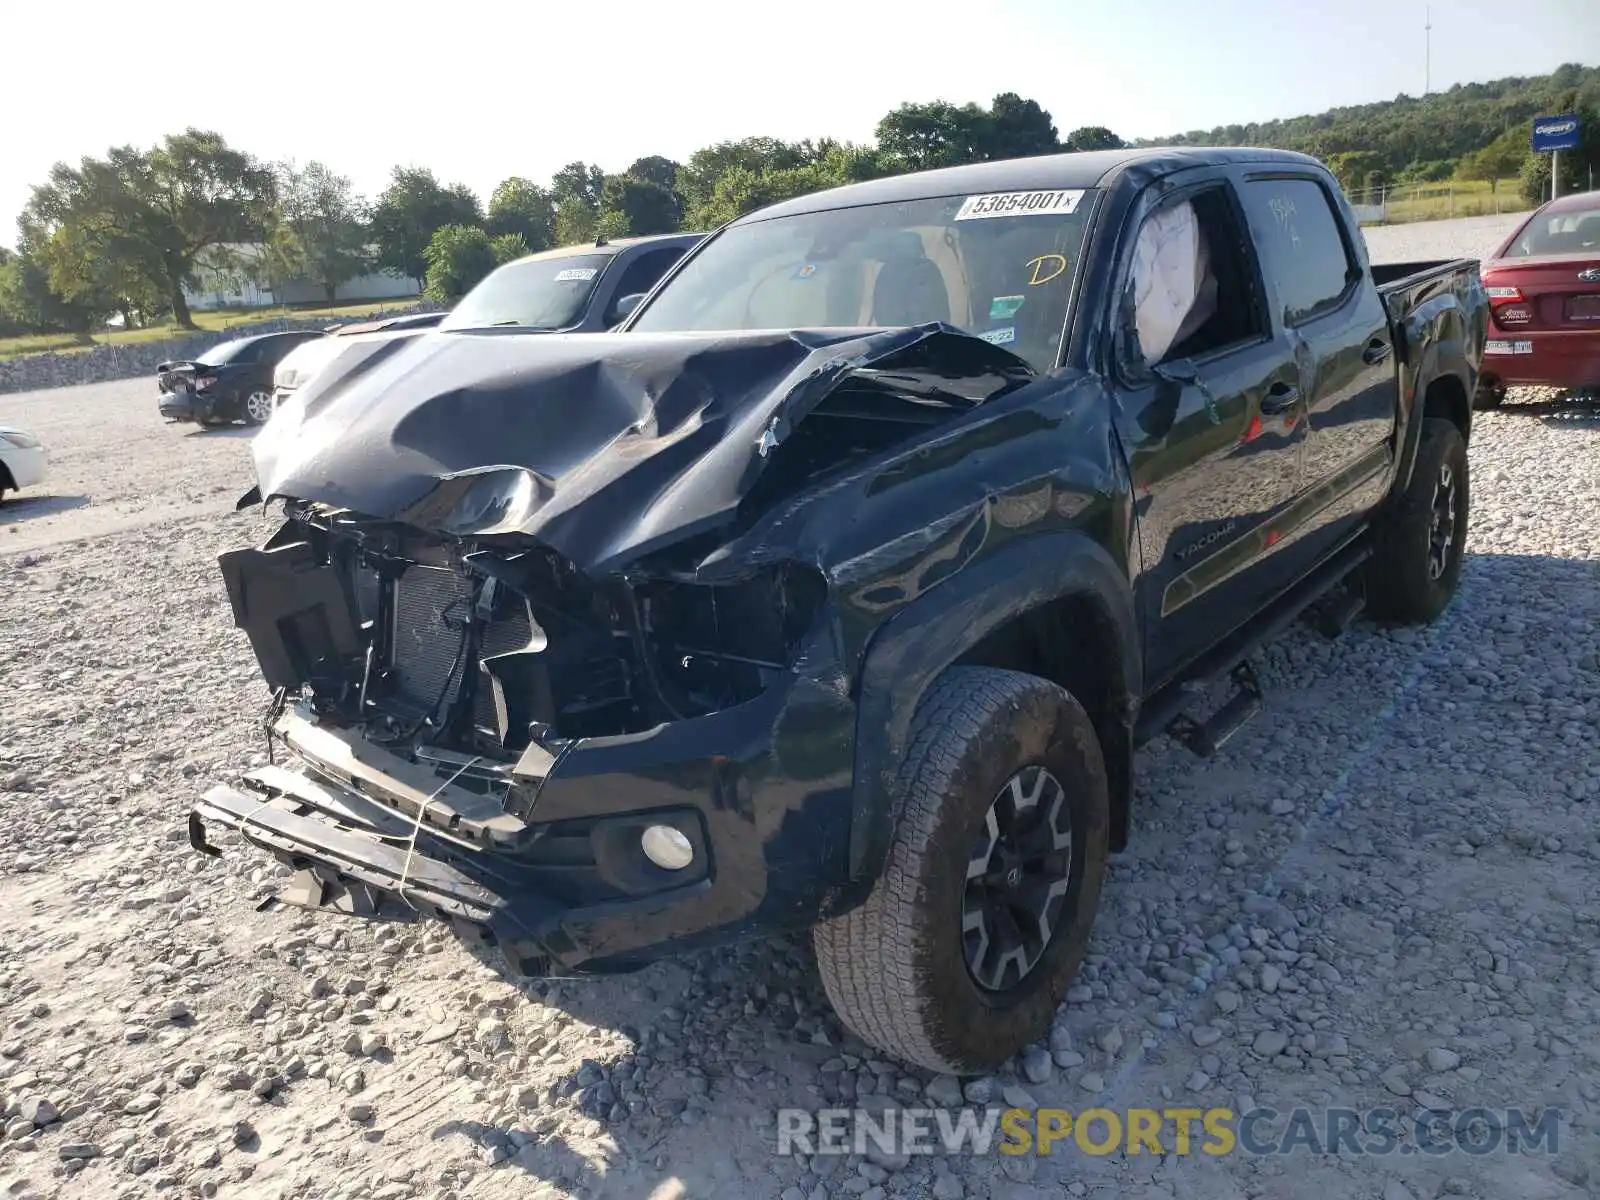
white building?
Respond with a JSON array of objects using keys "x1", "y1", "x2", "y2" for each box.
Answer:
[{"x1": 182, "y1": 243, "x2": 420, "y2": 311}]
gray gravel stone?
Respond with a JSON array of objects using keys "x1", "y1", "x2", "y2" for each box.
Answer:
[
  {"x1": 1252, "y1": 1031, "x2": 1288, "y2": 1058},
  {"x1": 1424, "y1": 1047, "x2": 1460, "y2": 1072},
  {"x1": 1021, "y1": 1047, "x2": 1053, "y2": 1084}
]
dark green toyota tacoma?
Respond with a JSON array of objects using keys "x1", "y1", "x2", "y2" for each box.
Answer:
[{"x1": 192, "y1": 146, "x2": 1487, "y2": 1073}]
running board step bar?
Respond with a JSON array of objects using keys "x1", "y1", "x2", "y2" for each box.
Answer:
[
  {"x1": 1166, "y1": 661, "x2": 1263, "y2": 757},
  {"x1": 1309, "y1": 580, "x2": 1367, "y2": 639},
  {"x1": 1134, "y1": 538, "x2": 1371, "y2": 750}
]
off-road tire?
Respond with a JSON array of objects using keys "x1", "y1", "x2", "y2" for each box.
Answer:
[
  {"x1": 1367, "y1": 417, "x2": 1468, "y2": 624},
  {"x1": 813, "y1": 666, "x2": 1109, "y2": 1074}
]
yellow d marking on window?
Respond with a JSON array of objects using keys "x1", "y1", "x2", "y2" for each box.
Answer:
[{"x1": 1026, "y1": 254, "x2": 1068, "y2": 285}]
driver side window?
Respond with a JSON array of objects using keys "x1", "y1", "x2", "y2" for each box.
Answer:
[{"x1": 1121, "y1": 186, "x2": 1266, "y2": 373}]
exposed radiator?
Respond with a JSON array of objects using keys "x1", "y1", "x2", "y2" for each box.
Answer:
[
  {"x1": 389, "y1": 565, "x2": 473, "y2": 716},
  {"x1": 388, "y1": 565, "x2": 536, "y2": 725}
]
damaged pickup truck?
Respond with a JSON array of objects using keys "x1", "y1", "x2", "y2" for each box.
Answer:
[{"x1": 191, "y1": 147, "x2": 1487, "y2": 1074}]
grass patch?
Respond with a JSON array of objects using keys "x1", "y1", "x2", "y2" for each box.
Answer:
[
  {"x1": 0, "y1": 299, "x2": 430, "y2": 362},
  {"x1": 1358, "y1": 179, "x2": 1531, "y2": 226}
]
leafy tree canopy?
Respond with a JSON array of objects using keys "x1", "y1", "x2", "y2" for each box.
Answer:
[
  {"x1": 423, "y1": 224, "x2": 496, "y2": 303},
  {"x1": 486, "y1": 177, "x2": 555, "y2": 252},
  {"x1": 268, "y1": 161, "x2": 371, "y2": 303},
  {"x1": 23, "y1": 128, "x2": 275, "y2": 328},
  {"x1": 371, "y1": 166, "x2": 482, "y2": 285}
]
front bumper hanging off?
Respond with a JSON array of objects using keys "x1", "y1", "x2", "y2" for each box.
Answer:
[
  {"x1": 189, "y1": 712, "x2": 567, "y2": 971},
  {"x1": 189, "y1": 679, "x2": 860, "y2": 975}
]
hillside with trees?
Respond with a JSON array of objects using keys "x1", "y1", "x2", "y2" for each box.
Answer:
[
  {"x1": 4, "y1": 64, "x2": 1597, "y2": 341},
  {"x1": 1152, "y1": 63, "x2": 1600, "y2": 199}
]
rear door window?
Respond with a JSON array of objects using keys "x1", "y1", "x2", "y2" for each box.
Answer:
[{"x1": 1239, "y1": 179, "x2": 1359, "y2": 325}]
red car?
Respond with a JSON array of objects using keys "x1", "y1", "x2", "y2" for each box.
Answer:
[{"x1": 1476, "y1": 189, "x2": 1600, "y2": 407}]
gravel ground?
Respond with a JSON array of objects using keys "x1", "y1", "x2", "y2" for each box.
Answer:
[
  {"x1": 1361, "y1": 213, "x2": 1526, "y2": 265},
  {"x1": 1, "y1": 354, "x2": 1597, "y2": 1199}
]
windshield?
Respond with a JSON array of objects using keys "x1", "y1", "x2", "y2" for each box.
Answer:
[
  {"x1": 195, "y1": 338, "x2": 253, "y2": 366},
  {"x1": 1506, "y1": 204, "x2": 1600, "y2": 257},
  {"x1": 630, "y1": 189, "x2": 1096, "y2": 372},
  {"x1": 276, "y1": 336, "x2": 346, "y2": 387},
  {"x1": 439, "y1": 253, "x2": 614, "y2": 331}
]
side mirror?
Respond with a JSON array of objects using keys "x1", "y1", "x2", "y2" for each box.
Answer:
[{"x1": 610, "y1": 293, "x2": 647, "y2": 326}]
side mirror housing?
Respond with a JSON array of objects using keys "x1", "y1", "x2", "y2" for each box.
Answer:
[{"x1": 610, "y1": 293, "x2": 647, "y2": 326}]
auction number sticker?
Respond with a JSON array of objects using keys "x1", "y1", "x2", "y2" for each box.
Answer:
[
  {"x1": 555, "y1": 268, "x2": 598, "y2": 282},
  {"x1": 955, "y1": 189, "x2": 1085, "y2": 220}
]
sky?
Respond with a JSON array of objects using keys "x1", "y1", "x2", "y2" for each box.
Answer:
[{"x1": 3, "y1": 0, "x2": 1598, "y2": 238}]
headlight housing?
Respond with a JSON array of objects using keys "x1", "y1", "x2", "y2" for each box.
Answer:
[{"x1": 0, "y1": 431, "x2": 41, "y2": 450}]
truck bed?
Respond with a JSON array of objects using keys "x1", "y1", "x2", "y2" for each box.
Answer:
[
  {"x1": 1373, "y1": 258, "x2": 1482, "y2": 347},
  {"x1": 1372, "y1": 258, "x2": 1478, "y2": 295}
]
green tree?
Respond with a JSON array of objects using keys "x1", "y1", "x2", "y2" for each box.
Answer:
[
  {"x1": 551, "y1": 161, "x2": 605, "y2": 247},
  {"x1": 875, "y1": 100, "x2": 992, "y2": 171},
  {"x1": 371, "y1": 167, "x2": 482, "y2": 285},
  {"x1": 1456, "y1": 129, "x2": 1526, "y2": 195},
  {"x1": 551, "y1": 162, "x2": 605, "y2": 209},
  {"x1": 988, "y1": 93, "x2": 1059, "y2": 159},
  {"x1": 688, "y1": 162, "x2": 840, "y2": 229},
  {"x1": 678, "y1": 138, "x2": 809, "y2": 216},
  {"x1": 423, "y1": 225, "x2": 496, "y2": 302},
  {"x1": 30, "y1": 212, "x2": 158, "y2": 328},
  {"x1": 1145, "y1": 64, "x2": 1600, "y2": 183},
  {"x1": 1326, "y1": 150, "x2": 1389, "y2": 193},
  {"x1": 808, "y1": 140, "x2": 891, "y2": 185},
  {"x1": 489, "y1": 233, "x2": 529, "y2": 265},
  {"x1": 24, "y1": 129, "x2": 276, "y2": 329},
  {"x1": 0, "y1": 240, "x2": 106, "y2": 338},
  {"x1": 625, "y1": 156, "x2": 680, "y2": 191},
  {"x1": 267, "y1": 161, "x2": 370, "y2": 303},
  {"x1": 1063, "y1": 126, "x2": 1125, "y2": 152},
  {"x1": 486, "y1": 177, "x2": 554, "y2": 251},
  {"x1": 599, "y1": 174, "x2": 683, "y2": 237},
  {"x1": 594, "y1": 211, "x2": 631, "y2": 241}
]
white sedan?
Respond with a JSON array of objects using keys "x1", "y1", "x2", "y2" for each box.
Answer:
[{"x1": 0, "y1": 426, "x2": 48, "y2": 503}]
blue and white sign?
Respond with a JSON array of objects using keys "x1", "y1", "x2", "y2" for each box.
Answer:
[{"x1": 1532, "y1": 114, "x2": 1580, "y2": 153}]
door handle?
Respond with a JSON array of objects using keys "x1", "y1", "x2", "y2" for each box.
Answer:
[
  {"x1": 1362, "y1": 338, "x2": 1392, "y2": 365},
  {"x1": 1259, "y1": 383, "x2": 1299, "y2": 416}
]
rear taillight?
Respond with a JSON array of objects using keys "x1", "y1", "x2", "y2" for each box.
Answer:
[{"x1": 195, "y1": 374, "x2": 216, "y2": 391}]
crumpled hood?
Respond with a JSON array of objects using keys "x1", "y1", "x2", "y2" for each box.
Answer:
[{"x1": 252, "y1": 324, "x2": 1032, "y2": 573}]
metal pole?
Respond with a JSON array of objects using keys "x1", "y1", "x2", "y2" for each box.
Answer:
[
  {"x1": 1424, "y1": 6, "x2": 1431, "y2": 95},
  {"x1": 1552, "y1": 149, "x2": 1560, "y2": 201}
]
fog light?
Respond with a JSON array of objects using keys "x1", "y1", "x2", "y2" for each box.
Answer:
[{"x1": 640, "y1": 825, "x2": 694, "y2": 870}]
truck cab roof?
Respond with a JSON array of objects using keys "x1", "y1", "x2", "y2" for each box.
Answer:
[{"x1": 737, "y1": 147, "x2": 1327, "y2": 224}]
